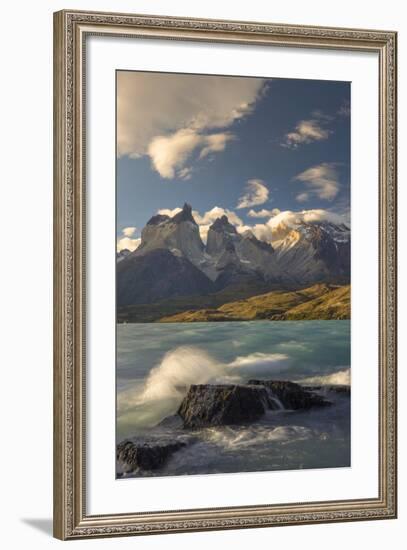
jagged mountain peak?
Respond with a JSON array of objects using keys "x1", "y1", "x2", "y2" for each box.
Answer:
[
  {"x1": 146, "y1": 203, "x2": 196, "y2": 227},
  {"x1": 135, "y1": 202, "x2": 204, "y2": 261},
  {"x1": 172, "y1": 203, "x2": 196, "y2": 225},
  {"x1": 206, "y1": 215, "x2": 239, "y2": 258},
  {"x1": 209, "y1": 215, "x2": 237, "y2": 234},
  {"x1": 118, "y1": 205, "x2": 350, "y2": 307}
]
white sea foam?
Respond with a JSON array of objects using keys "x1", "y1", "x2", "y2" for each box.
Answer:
[
  {"x1": 205, "y1": 425, "x2": 313, "y2": 450},
  {"x1": 117, "y1": 346, "x2": 293, "y2": 430},
  {"x1": 140, "y1": 346, "x2": 225, "y2": 402},
  {"x1": 229, "y1": 352, "x2": 290, "y2": 375},
  {"x1": 139, "y1": 347, "x2": 290, "y2": 405},
  {"x1": 297, "y1": 367, "x2": 351, "y2": 386},
  {"x1": 118, "y1": 347, "x2": 226, "y2": 429}
]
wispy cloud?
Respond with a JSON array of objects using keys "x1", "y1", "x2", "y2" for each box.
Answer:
[
  {"x1": 148, "y1": 129, "x2": 235, "y2": 180},
  {"x1": 237, "y1": 179, "x2": 269, "y2": 209},
  {"x1": 281, "y1": 104, "x2": 349, "y2": 150},
  {"x1": 295, "y1": 192, "x2": 310, "y2": 203},
  {"x1": 293, "y1": 163, "x2": 340, "y2": 202},
  {"x1": 337, "y1": 100, "x2": 351, "y2": 117},
  {"x1": 281, "y1": 117, "x2": 331, "y2": 149},
  {"x1": 117, "y1": 71, "x2": 267, "y2": 178},
  {"x1": 247, "y1": 208, "x2": 280, "y2": 218}
]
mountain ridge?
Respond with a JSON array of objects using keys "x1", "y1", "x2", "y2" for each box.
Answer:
[
  {"x1": 157, "y1": 284, "x2": 350, "y2": 323},
  {"x1": 117, "y1": 203, "x2": 350, "y2": 314}
]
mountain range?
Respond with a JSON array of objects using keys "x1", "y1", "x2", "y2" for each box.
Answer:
[{"x1": 117, "y1": 203, "x2": 350, "y2": 321}]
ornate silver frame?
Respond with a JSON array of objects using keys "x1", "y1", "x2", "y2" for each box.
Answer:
[{"x1": 53, "y1": 9, "x2": 397, "y2": 540}]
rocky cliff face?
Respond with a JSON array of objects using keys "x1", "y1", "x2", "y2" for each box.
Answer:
[
  {"x1": 136, "y1": 203, "x2": 205, "y2": 265},
  {"x1": 117, "y1": 204, "x2": 350, "y2": 306},
  {"x1": 272, "y1": 221, "x2": 350, "y2": 284}
]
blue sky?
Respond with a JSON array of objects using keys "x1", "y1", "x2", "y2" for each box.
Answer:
[{"x1": 116, "y1": 71, "x2": 350, "y2": 251}]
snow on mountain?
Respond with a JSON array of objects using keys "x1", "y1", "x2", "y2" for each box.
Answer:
[
  {"x1": 117, "y1": 204, "x2": 350, "y2": 305},
  {"x1": 272, "y1": 220, "x2": 350, "y2": 283}
]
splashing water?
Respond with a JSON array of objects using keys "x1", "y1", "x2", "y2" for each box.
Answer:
[
  {"x1": 140, "y1": 346, "x2": 224, "y2": 402},
  {"x1": 117, "y1": 345, "x2": 291, "y2": 433},
  {"x1": 297, "y1": 368, "x2": 350, "y2": 386},
  {"x1": 116, "y1": 321, "x2": 351, "y2": 474}
]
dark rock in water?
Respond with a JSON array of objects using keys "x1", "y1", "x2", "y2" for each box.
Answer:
[
  {"x1": 176, "y1": 381, "x2": 331, "y2": 429},
  {"x1": 247, "y1": 380, "x2": 331, "y2": 409},
  {"x1": 156, "y1": 414, "x2": 184, "y2": 429},
  {"x1": 117, "y1": 436, "x2": 190, "y2": 474},
  {"x1": 178, "y1": 384, "x2": 273, "y2": 428}
]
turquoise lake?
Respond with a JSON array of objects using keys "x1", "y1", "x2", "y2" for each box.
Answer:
[{"x1": 117, "y1": 320, "x2": 351, "y2": 476}]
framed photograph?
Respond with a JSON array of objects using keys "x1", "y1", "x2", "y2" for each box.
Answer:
[{"x1": 53, "y1": 9, "x2": 397, "y2": 540}]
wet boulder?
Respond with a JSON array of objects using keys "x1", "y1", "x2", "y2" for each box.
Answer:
[
  {"x1": 177, "y1": 384, "x2": 272, "y2": 429},
  {"x1": 247, "y1": 380, "x2": 331, "y2": 409},
  {"x1": 116, "y1": 435, "x2": 191, "y2": 474}
]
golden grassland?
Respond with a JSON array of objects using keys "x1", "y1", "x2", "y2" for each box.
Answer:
[{"x1": 157, "y1": 284, "x2": 350, "y2": 323}]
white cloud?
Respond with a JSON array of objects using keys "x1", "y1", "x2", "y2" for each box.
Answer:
[
  {"x1": 148, "y1": 129, "x2": 235, "y2": 179},
  {"x1": 122, "y1": 226, "x2": 137, "y2": 237},
  {"x1": 199, "y1": 133, "x2": 236, "y2": 159},
  {"x1": 157, "y1": 207, "x2": 182, "y2": 217},
  {"x1": 247, "y1": 223, "x2": 274, "y2": 242},
  {"x1": 295, "y1": 192, "x2": 309, "y2": 203},
  {"x1": 236, "y1": 179, "x2": 269, "y2": 209},
  {"x1": 268, "y1": 209, "x2": 346, "y2": 229},
  {"x1": 281, "y1": 110, "x2": 334, "y2": 149},
  {"x1": 193, "y1": 206, "x2": 243, "y2": 227},
  {"x1": 237, "y1": 208, "x2": 347, "y2": 243},
  {"x1": 247, "y1": 208, "x2": 280, "y2": 218},
  {"x1": 282, "y1": 118, "x2": 330, "y2": 149},
  {"x1": 147, "y1": 129, "x2": 201, "y2": 179},
  {"x1": 117, "y1": 236, "x2": 141, "y2": 252},
  {"x1": 117, "y1": 71, "x2": 266, "y2": 177},
  {"x1": 293, "y1": 162, "x2": 340, "y2": 201},
  {"x1": 157, "y1": 203, "x2": 347, "y2": 245},
  {"x1": 117, "y1": 226, "x2": 141, "y2": 252}
]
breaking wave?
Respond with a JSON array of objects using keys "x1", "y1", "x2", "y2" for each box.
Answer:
[
  {"x1": 297, "y1": 367, "x2": 350, "y2": 386},
  {"x1": 118, "y1": 346, "x2": 291, "y2": 430},
  {"x1": 140, "y1": 347, "x2": 290, "y2": 402}
]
